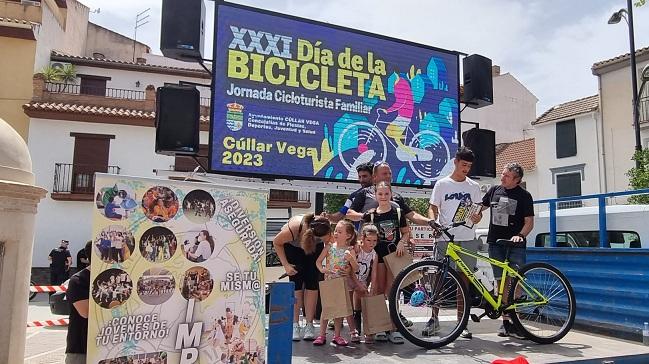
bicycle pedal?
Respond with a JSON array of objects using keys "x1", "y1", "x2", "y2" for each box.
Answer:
[{"x1": 470, "y1": 314, "x2": 481, "y2": 323}]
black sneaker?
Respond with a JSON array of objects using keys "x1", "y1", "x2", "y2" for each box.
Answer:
[{"x1": 498, "y1": 320, "x2": 513, "y2": 337}]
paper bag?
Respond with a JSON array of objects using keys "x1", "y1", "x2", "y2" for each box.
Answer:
[
  {"x1": 384, "y1": 251, "x2": 421, "y2": 287},
  {"x1": 319, "y1": 277, "x2": 352, "y2": 320},
  {"x1": 361, "y1": 295, "x2": 394, "y2": 334}
]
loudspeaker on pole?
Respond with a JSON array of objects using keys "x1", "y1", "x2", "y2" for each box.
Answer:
[
  {"x1": 155, "y1": 85, "x2": 200, "y2": 156},
  {"x1": 462, "y1": 128, "x2": 496, "y2": 178},
  {"x1": 462, "y1": 54, "x2": 493, "y2": 109},
  {"x1": 160, "y1": 0, "x2": 205, "y2": 61}
]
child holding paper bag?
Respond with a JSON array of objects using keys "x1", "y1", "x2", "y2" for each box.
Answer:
[
  {"x1": 313, "y1": 220, "x2": 359, "y2": 346},
  {"x1": 351, "y1": 224, "x2": 379, "y2": 343},
  {"x1": 360, "y1": 181, "x2": 409, "y2": 344}
]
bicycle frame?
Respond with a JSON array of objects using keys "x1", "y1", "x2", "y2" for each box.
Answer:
[{"x1": 443, "y1": 241, "x2": 549, "y2": 312}]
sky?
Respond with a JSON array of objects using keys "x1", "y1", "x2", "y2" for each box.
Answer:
[{"x1": 80, "y1": 0, "x2": 649, "y2": 116}]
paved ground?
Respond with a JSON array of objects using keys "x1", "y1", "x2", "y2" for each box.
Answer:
[{"x1": 24, "y1": 286, "x2": 649, "y2": 364}]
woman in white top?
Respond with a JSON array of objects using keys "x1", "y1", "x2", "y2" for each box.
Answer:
[{"x1": 188, "y1": 230, "x2": 214, "y2": 262}]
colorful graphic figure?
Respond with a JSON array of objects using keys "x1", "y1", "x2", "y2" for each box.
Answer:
[{"x1": 333, "y1": 56, "x2": 456, "y2": 184}]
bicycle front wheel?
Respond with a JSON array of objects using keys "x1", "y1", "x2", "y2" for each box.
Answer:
[
  {"x1": 388, "y1": 260, "x2": 470, "y2": 349},
  {"x1": 508, "y1": 262, "x2": 576, "y2": 344}
]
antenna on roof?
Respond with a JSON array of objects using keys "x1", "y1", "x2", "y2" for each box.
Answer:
[
  {"x1": 90, "y1": 8, "x2": 100, "y2": 14},
  {"x1": 133, "y1": 8, "x2": 151, "y2": 62}
]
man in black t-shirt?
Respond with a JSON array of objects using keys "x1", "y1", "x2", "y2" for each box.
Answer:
[
  {"x1": 480, "y1": 162, "x2": 534, "y2": 338},
  {"x1": 76, "y1": 241, "x2": 90, "y2": 271},
  {"x1": 48, "y1": 240, "x2": 72, "y2": 286},
  {"x1": 65, "y1": 240, "x2": 92, "y2": 363}
]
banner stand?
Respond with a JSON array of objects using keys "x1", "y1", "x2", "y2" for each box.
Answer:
[{"x1": 268, "y1": 282, "x2": 295, "y2": 364}]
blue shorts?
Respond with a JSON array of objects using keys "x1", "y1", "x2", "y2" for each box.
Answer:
[{"x1": 488, "y1": 244, "x2": 526, "y2": 280}]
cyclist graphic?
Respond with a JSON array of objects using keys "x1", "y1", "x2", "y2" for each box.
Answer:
[{"x1": 380, "y1": 75, "x2": 426, "y2": 161}]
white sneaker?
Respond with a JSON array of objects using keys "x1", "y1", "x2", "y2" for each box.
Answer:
[
  {"x1": 292, "y1": 323, "x2": 302, "y2": 341},
  {"x1": 302, "y1": 323, "x2": 315, "y2": 341}
]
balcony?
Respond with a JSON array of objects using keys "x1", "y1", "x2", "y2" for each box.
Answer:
[
  {"x1": 51, "y1": 163, "x2": 120, "y2": 201},
  {"x1": 40, "y1": 81, "x2": 151, "y2": 111},
  {"x1": 640, "y1": 95, "x2": 649, "y2": 124},
  {"x1": 45, "y1": 82, "x2": 146, "y2": 100}
]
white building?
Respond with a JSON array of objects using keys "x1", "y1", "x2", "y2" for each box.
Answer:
[
  {"x1": 592, "y1": 46, "x2": 649, "y2": 194},
  {"x1": 531, "y1": 95, "x2": 601, "y2": 207},
  {"x1": 461, "y1": 66, "x2": 538, "y2": 144}
]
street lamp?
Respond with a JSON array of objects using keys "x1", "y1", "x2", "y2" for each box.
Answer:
[{"x1": 608, "y1": 1, "x2": 642, "y2": 169}]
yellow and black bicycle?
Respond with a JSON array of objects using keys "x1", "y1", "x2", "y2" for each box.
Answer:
[{"x1": 389, "y1": 222, "x2": 576, "y2": 349}]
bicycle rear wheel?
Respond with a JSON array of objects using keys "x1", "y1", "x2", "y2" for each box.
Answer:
[
  {"x1": 388, "y1": 260, "x2": 470, "y2": 349},
  {"x1": 508, "y1": 262, "x2": 576, "y2": 344}
]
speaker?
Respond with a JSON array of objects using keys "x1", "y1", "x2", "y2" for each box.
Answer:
[
  {"x1": 155, "y1": 85, "x2": 200, "y2": 156},
  {"x1": 462, "y1": 128, "x2": 496, "y2": 177},
  {"x1": 160, "y1": 0, "x2": 205, "y2": 61},
  {"x1": 462, "y1": 54, "x2": 493, "y2": 109}
]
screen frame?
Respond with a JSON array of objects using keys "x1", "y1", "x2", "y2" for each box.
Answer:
[{"x1": 208, "y1": 1, "x2": 462, "y2": 187}]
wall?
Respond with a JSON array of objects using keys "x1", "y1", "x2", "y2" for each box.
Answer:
[
  {"x1": 0, "y1": 36, "x2": 36, "y2": 139},
  {"x1": 33, "y1": 0, "x2": 89, "y2": 71},
  {"x1": 534, "y1": 113, "x2": 601, "y2": 203},
  {"x1": 599, "y1": 59, "x2": 649, "y2": 194},
  {"x1": 461, "y1": 73, "x2": 538, "y2": 144},
  {"x1": 86, "y1": 22, "x2": 150, "y2": 62},
  {"x1": 0, "y1": 0, "x2": 42, "y2": 23},
  {"x1": 28, "y1": 117, "x2": 177, "y2": 267}
]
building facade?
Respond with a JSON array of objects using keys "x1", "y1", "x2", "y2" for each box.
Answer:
[
  {"x1": 532, "y1": 95, "x2": 601, "y2": 207},
  {"x1": 592, "y1": 46, "x2": 649, "y2": 194}
]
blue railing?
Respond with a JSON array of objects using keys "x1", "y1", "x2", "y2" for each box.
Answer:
[
  {"x1": 534, "y1": 188, "x2": 649, "y2": 248},
  {"x1": 531, "y1": 188, "x2": 649, "y2": 340}
]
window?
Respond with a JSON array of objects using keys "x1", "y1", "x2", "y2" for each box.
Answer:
[
  {"x1": 70, "y1": 133, "x2": 114, "y2": 193},
  {"x1": 535, "y1": 231, "x2": 641, "y2": 248},
  {"x1": 556, "y1": 119, "x2": 577, "y2": 158},
  {"x1": 79, "y1": 75, "x2": 109, "y2": 96},
  {"x1": 556, "y1": 172, "x2": 582, "y2": 209}
]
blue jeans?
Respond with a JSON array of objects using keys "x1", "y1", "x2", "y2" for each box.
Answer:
[{"x1": 488, "y1": 244, "x2": 526, "y2": 280}]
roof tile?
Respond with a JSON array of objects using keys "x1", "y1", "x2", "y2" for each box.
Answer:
[
  {"x1": 592, "y1": 46, "x2": 649, "y2": 72},
  {"x1": 23, "y1": 102, "x2": 209, "y2": 124},
  {"x1": 51, "y1": 51, "x2": 209, "y2": 75},
  {"x1": 495, "y1": 138, "x2": 536, "y2": 173},
  {"x1": 533, "y1": 95, "x2": 598, "y2": 125}
]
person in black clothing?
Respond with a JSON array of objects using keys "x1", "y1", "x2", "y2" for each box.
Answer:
[
  {"x1": 76, "y1": 241, "x2": 90, "y2": 271},
  {"x1": 479, "y1": 162, "x2": 534, "y2": 338},
  {"x1": 65, "y1": 240, "x2": 92, "y2": 363},
  {"x1": 48, "y1": 240, "x2": 71, "y2": 286},
  {"x1": 348, "y1": 162, "x2": 431, "y2": 225}
]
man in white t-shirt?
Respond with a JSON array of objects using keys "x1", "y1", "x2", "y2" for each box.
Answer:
[{"x1": 427, "y1": 146, "x2": 483, "y2": 339}]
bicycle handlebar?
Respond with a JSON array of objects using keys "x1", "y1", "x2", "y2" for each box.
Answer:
[{"x1": 427, "y1": 220, "x2": 467, "y2": 241}]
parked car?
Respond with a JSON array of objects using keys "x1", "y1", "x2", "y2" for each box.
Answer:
[{"x1": 49, "y1": 279, "x2": 70, "y2": 316}]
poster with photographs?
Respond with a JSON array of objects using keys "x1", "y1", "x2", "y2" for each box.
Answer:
[{"x1": 89, "y1": 174, "x2": 268, "y2": 364}]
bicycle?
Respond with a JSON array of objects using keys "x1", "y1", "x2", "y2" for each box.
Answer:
[
  {"x1": 337, "y1": 108, "x2": 450, "y2": 183},
  {"x1": 388, "y1": 222, "x2": 576, "y2": 349}
]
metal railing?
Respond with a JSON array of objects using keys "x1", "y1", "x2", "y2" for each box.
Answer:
[
  {"x1": 53, "y1": 163, "x2": 121, "y2": 194},
  {"x1": 200, "y1": 97, "x2": 211, "y2": 107},
  {"x1": 45, "y1": 82, "x2": 145, "y2": 100},
  {"x1": 534, "y1": 188, "x2": 649, "y2": 248}
]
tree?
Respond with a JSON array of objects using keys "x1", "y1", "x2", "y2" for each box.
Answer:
[
  {"x1": 635, "y1": 0, "x2": 646, "y2": 7},
  {"x1": 626, "y1": 149, "x2": 649, "y2": 204},
  {"x1": 405, "y1": 197, "x2": 430, "y2": 217},
  {"x1": 323, "y1": 193, "x2": 347, "y2": 213}
]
